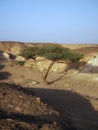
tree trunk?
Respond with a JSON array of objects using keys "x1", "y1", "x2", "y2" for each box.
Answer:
[
  {"x1": 43, "y1": 61, "x2": 55, "y2": 84},
  {"x1": 34, "y1": 59, "x2": 54, "y2": 85}
]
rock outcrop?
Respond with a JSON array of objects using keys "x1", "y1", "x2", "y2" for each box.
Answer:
[
  {"x1": 15, "y1": 56, "x2": 26, "y2": 62},
  {"x1": 36, "y1": 59, "x2": 52, "y2": 72},
  {"x1": 24, "y1": 59, "x2": 36, "y2": 70},
  {"x1": 0, "y1": 51, "x2": 10, "y2": 61},
  {"x1": 52, "y1": 62, "x2": 68, "y2": 73},
  {"x1": 82, "y1": 55, "x2": 98, "y2": 72},
  {"x1": 24, "y1": 57, "x2": 68, "y2": 73}
]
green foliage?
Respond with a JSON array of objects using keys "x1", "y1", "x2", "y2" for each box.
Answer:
[
  {"x1": 19, "y1": 48, "x2": 35, "y2": 59},
  {"x1": 17, "y1": 61, "x2": 25, "y2": 66},
  {"x1": 19, "y1": 45, "x2": 83, "y2": 62}
]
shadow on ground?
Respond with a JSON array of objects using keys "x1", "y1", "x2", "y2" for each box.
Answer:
[
  {"x1": 0, "y1": 71, "x2": 11, "y2": 80},
  {"x1": 0, "y1": 64, "x2": 5, "y2": 70},
  {"x1": 0, "y1": 83, "x2": 98, "y2": 130},
  {"x1": 32, "y1": 88, "x2": 98, "y2": 122}
]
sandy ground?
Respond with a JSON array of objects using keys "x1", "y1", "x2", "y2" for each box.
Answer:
[{"x1": 0, "y1": 61, "x2": 98, "y2": 128}]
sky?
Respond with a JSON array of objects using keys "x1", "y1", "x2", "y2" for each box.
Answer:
[{"x1": 0, "y1": 0, "x2": 98, "y2": 44}]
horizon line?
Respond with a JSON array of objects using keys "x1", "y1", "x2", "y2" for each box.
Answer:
[{"x1": 0, "y1": 41, "x2": 98, "y2": 44}]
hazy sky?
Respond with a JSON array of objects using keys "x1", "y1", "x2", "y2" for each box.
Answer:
[{"x1": 0, "y1": 0, "x2": 98, "y2": 43}]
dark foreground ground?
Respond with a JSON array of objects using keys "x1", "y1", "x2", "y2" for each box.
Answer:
[
  {"x1": 0, "y1": 83, "x2": 78, "y2": 130},
  {"x1": 0, "y1": 83, "x2": 98, "y2": 130}
]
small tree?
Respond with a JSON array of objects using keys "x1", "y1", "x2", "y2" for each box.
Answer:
[{"x1": 20, "y1": 45, "x2": 83, "y2": 84}]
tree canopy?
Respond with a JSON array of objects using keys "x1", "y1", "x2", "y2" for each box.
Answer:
[{"x1": 20, "y1": 44, "x2": 83, "y2": 62}]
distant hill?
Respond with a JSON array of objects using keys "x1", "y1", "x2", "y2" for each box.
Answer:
[
  {"x1": 0, "y1": 41, "x2": 27, "y2": 54},
  {"x1": 0, "y1": 41, "x2": 98, "y2": 56}
]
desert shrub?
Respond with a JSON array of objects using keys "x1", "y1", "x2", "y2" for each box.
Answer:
[{"x1": 17, "y1": 61, "x2": 25, "y2": 66}]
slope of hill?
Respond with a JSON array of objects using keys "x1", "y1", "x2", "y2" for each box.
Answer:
[{"x1": 0, "y1": 41, "x2": 27, "y2": 54}]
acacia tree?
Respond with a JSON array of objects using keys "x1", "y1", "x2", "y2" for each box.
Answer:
[{"x1": 20, "y1": 45, "x2": 83, "y2": 84}]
